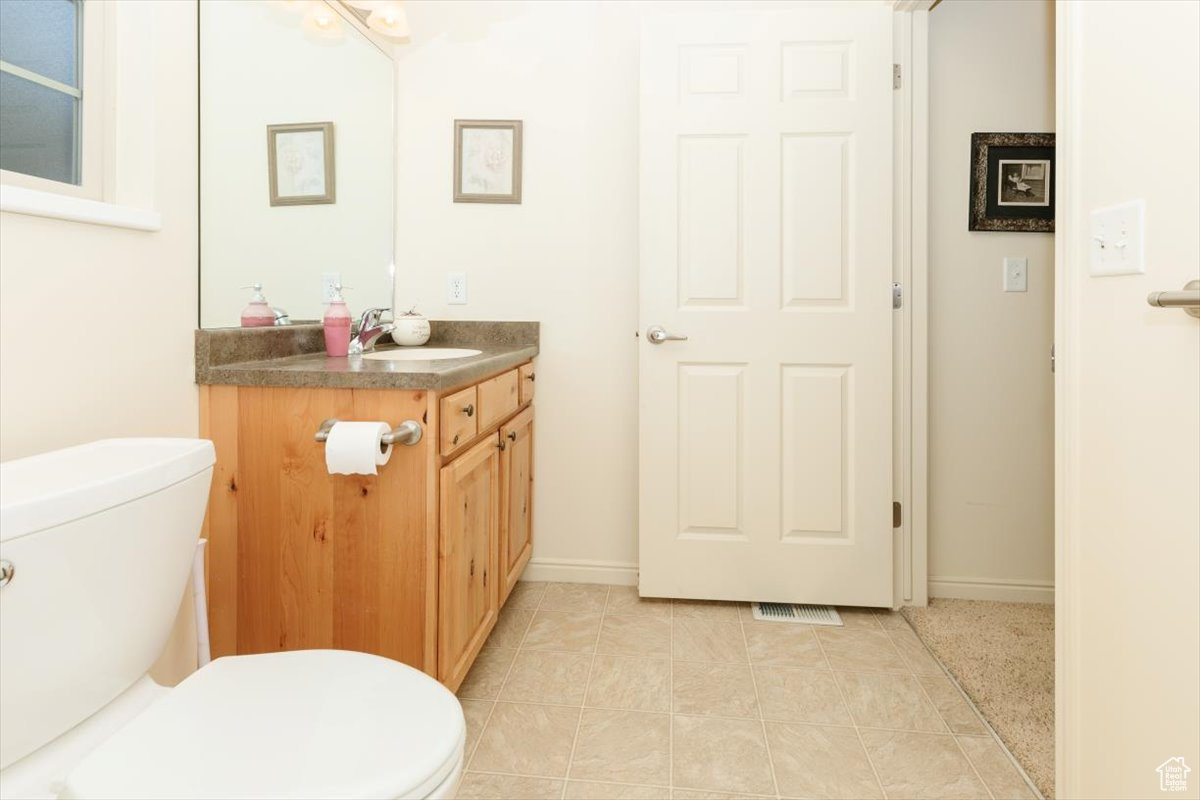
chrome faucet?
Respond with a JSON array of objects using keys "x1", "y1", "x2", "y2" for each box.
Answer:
[{"x1": 349, "y1": 307, "x2": 394, "y2": 355}]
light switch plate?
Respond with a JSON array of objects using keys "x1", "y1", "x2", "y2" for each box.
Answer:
[
  {"x1": 1004, "y1": 257, "x2": 1028, "y2": 292},
  {"x1": 447, "y1": 272, "x2": 468, "y2": 305},
  {"x1": 1089, "y1": 200, "x2": 1145, "y2": 276}
]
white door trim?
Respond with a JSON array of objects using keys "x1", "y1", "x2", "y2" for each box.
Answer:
[
  {"x1": 1054, "y1": 0, "x2": 1083, "y2": 794},
  {"x1": 892, "y1": 4, "x2": 931, "y2": 608}
]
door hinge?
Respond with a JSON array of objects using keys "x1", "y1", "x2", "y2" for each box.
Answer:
[
  {"x1": 892, "y1": 282, "x2": 903, "y2": 310},
  {"x1": 893, "y1": 502, "x2": 902, "y2": 528},
  {"x1": 893, "y1": 64, "x2": 901, "y2": 90}
]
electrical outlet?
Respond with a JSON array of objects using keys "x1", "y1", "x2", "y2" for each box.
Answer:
[
  {"x1": 1003, "y1": 257, "x2": 1028, "y2": 292},
  {"x1": 321, "y1": 272, "x2": 341, "y2": 302},
  {"x1": 447, "y1": 272, "x2": 468, "y2": 305}
]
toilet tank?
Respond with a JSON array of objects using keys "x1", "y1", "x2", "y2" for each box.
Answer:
[{"x1": 0, "y1": 439, "x2": 215, "y2": 770}]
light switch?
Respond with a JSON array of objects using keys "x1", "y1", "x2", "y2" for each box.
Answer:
[
  {"x1": 1004, "y1": 257, "x2": 1028, "y2": 292},
  {"x1": 1089, "y1": 200, "x2": 1145, "y2": 276}
]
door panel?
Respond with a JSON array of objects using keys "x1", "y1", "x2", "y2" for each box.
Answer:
[
  {"x1": 639, "y1": 6, "x2": 894, "y2": 606},
  {"x1": 500, "y1": 407, "x2": 534, "y2": 604},
  {"x1": 438, "y1": 435, "x2": 499, "y2": 690}
]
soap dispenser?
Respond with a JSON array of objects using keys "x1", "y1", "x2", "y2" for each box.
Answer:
[
  {"x1": 323, "y1": 284, "x2": 352, "y2": 357},
  {"x1": 240, "y1": 284, "x2": 275, "y2": 327}
]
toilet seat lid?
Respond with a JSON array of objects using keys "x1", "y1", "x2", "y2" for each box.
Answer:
[{"x1": 61, "y1": 650, "x2": 465, "y2": 800}]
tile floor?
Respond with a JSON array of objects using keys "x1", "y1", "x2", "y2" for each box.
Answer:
[{"x1": 454, "y1": 582, "x2": 1039, "y2": 800}]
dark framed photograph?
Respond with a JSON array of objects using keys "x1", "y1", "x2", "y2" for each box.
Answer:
[{"x1": 969, "y1": 132, "x2": 1055, "y2": 232}]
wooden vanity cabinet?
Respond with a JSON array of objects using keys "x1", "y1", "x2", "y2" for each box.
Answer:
[
  {"x1": 500, "y1": 407, "x2": 534, "y2": 604},
  {"x1": 198, "y1": 360, "x2": 534, "y2": 693},
  {"x1": 438, "y1": 435, "x2": 500, "y2": 690}
]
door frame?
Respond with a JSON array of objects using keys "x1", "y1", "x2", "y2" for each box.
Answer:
[{"x1": 892, "y1": 1, "x2": 933, "y2": 608}]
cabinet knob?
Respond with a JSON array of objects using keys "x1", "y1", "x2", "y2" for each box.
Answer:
[
  {"x1": 498, "y1": 439, "x2": 506, "y2": 451},
  {"x1": 469, "y1": 558, "x2": 475, "y2": 577},
  {"x1": 507, "y1": 431, "x2": 517, "y2": 442},
  {"x1": 462, "y1": 403, "x2": 475, "y2": 417},
  {"x1": 525, "y1": 373, "x2": 535, "y2": 382},
  {"x1": 453, "y1": 433, "x2": 460, "y2": 445}
]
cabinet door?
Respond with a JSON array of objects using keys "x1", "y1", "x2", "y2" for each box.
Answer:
[
  {"x1": 438, "y1": 435, "x2": 500, "y2": 690},
  {"x1": 500, "y1": 407, "x2": 534, "y2": 605}
]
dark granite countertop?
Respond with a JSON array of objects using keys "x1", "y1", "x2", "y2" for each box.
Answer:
[{"x1": 196, "y1": 321, "x2": 538, "y2": 392}]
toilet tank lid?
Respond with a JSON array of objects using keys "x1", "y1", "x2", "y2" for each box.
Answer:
[{"x1": 0, "y1": 438, "x2": 215, "y2": 543}]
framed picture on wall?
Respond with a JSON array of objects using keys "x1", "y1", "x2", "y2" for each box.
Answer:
[
  {"x1": 453, "y1": 119, "x2": 523, "y2": 204},
  {"x1": 267, "y1": 121, "x2": 336, "y2": 206},
  {"x1": 969, "y1": 132, "x2": 1055, "y2": 232}
]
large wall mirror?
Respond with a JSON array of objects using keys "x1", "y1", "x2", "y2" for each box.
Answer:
[{"x1": 199, "y1": 1, "x2": 394, "y2": 328}]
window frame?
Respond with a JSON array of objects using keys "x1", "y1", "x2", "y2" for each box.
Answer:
[{"x1": 0, "y1": 0, "x2": 107, "y2": 200}]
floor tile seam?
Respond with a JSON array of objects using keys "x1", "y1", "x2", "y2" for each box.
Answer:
[
  {"x1": 561, "y1": 584, "x2": 612, "y2": 800},
  {"x1": 811, "y1": 622, "x2": 890, "y2": 800},
  {"x1": 738, "y1": 610, "x2": 782, "y2": 800}
]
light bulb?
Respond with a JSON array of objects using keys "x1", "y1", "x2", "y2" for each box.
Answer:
[
  {"x1": 302, "y1": 1, "x2": 343, "y2": 36},
  {"x1": 366, "y1": 2, "x2": 410, "y2": 38}
]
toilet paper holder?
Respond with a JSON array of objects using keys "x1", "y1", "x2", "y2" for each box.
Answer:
[{"x1": 314, "y1": 419, "x2": 423, "y2": 447}]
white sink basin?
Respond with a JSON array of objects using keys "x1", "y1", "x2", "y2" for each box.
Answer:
[{"x1": 361, "y1": 347, "x2": 482, "y2": 362}]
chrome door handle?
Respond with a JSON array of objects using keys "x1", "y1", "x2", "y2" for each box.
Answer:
[
  {"x1": 646, "y1": 325, "x2": 688, "y2": 344},
  {"x1": 1147, "y1": 280, "x2": 1200, "y2": 318}
]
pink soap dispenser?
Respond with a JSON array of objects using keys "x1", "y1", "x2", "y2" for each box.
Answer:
[
  {"x1": 240, "y1": 284, "x2": 275, "y2": 327},
  {"x1": 323, "y1": 284, "x2": 352, "y2": 357}
]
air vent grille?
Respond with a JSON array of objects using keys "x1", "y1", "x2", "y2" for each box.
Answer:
[{"x1": 751, "y1": 602, "x2": 843, "y2": 626}]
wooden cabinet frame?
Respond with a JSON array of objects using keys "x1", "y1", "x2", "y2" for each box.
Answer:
[{"x1": 198, "y1": 361, "x2": 534, "y2": 690}]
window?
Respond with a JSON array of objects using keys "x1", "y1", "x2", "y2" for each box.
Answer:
[{"x1": 0, "y1": 0, "x2": 103, "y2": 197}]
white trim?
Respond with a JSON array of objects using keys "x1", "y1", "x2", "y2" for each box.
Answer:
[
  {"x1": 0, "y1": 60, "x2": 82, "y2": 98},
  {"x1": 1054, "y1": 1, "x2": 1084, "y2": 796},
  {"x1": 0, "y1": 184, "x2": 161, "y2": 231},
  {"x1": 929, "y1": 575, "x2": 1055, "y2": 604},
  {"x1": 892, "y1": 5, "x2": 930, "y2": 608},
  {"x1": 521, "y1": 558, "x2": 639, "y2": 587}
]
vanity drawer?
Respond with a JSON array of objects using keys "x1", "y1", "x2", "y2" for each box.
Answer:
[
  {"x1": 440, "y1": 385, "x2": 478, "y2": 455},
  {"x1": 476, "y1": 369, "x2": 519, "y2": 430},
  {"x1": 519, "y1": 363, "x2": 535, "y2": 405}
]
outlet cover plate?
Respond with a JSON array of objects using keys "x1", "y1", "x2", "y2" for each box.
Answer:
[
  {"x1": 447, "y1": 272, "x2": 467, "y2": 305},
  {"x1": 321, "y1": 272, "x2": 341, "y2": 303}
]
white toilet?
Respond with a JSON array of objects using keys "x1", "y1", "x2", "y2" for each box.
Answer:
[{"x1": 0, "y1": 439, "x2": 465, "y2": 800}]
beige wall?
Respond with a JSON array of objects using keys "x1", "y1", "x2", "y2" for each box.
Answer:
[
  {"x1": 0, "y1": 0, "x2": 200, "y2": 682},
  {"x1": 393, "y1": 1, "x2": 644, "y2": 581},
  {"x1": 1057, "y1": 1, "x2": 1200, "y2": 795},
  {"x1": 927, "y1": 0, "x2": 1056, "y2": 602}
]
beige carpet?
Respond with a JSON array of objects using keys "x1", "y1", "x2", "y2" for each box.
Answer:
[{"x1": 902, "y1": 599, "x2": 1055, "y2": 799}]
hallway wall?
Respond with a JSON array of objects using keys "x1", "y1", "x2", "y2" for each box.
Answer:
[{"x1": 927, "y1": 0, "x2": 1056, "y2": 602}]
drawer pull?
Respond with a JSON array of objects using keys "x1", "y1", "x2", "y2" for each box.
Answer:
[
  {"x1": 525, "y1": 373, "x2": 535, "y2": 382},
  {"x1": 507, "y1": 431, "x2": 517, "y2": 442},
  {"x1": 469, "y1": 558, "x2": 475, "y2": 577},
  {"x1": 462, "y1": 403, "x2": 475, "y2": 417},
  {"x1": 453, "y1": 433, "x2": 460, "y2": 445}
]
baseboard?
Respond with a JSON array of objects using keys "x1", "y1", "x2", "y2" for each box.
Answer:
[
  {"x1": 521, "y1": 557, "x2": 639, "y2": 586},
  {"x1": 929, "y1": 575, "x2": 1055, "y2": 604}
]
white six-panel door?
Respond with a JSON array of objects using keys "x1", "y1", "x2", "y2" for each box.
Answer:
[{"x1": 638, "y1": 5, "x2": 894, "y2": 607}]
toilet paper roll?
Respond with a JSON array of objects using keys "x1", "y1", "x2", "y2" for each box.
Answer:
[{"x1": 324, "y1": 421, "x2": 393, "y2": 475}]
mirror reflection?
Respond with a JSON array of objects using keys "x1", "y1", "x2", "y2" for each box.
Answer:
[{"x1": 199, "y1": 0, "x2": 394, "y2": 328}]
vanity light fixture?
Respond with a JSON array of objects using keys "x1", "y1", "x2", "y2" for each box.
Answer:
[
  {"x1": 365, "y1": 2, "x2": 410, "y2": 39},
  {"x1": 302, "y1": 0, "x2": 344, "y2": 37},
  {"x1": 339, "y1": 0, "x2": 411, "y2": 41}
]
